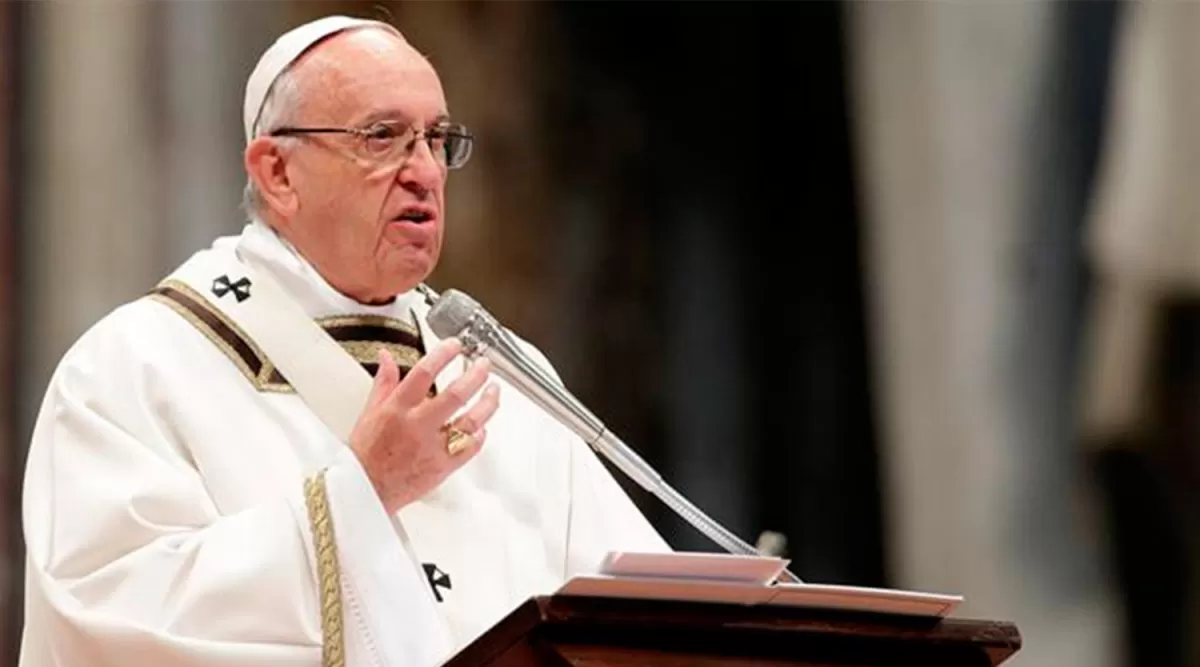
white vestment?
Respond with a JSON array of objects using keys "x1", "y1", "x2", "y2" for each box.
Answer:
[{"x1": 19, "y1": 221, "x2": 671, "y2": 667}]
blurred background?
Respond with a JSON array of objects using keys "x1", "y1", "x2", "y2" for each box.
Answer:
[{"x1": 7, "y1": 0, "x2": 1200, "y2": 665}]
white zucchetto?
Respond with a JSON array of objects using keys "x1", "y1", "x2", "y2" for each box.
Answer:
[{"x1": 242, "y1": 15, "x2": 401, "y2": 143}]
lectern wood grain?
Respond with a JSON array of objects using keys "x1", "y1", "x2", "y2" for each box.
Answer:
[{"x1": 443, "y1": 594, "x2": 1020, "y2": 667}]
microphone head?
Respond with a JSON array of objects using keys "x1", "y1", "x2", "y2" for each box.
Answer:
[{"x1": 426, "y1": 289, "x2": 483, "y2": 339}]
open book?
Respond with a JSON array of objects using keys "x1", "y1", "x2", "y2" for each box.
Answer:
[{"x1": 556, "y1": 551, "x2": 962, "y2": 618}]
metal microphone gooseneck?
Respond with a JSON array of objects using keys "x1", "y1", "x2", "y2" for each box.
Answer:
[{"x1": 424, "y1": 287, "x2": 801, "y2": 584}]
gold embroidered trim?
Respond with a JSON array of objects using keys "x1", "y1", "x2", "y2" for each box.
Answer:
[
  {"x1": 259, "y1": 365, "x2": 290, "y2": 393},
  {"x1": 304, "y1": 471, "x2": 346, "y2": 667},
  {"x1": 148, "y1": 280, "x2": 426, "y2": 394},
  {"x1": 317, "y1": 313, "x2": 421, "y2": 339},
  {"x1": 148, "y1": 281, "x2": 290, "y2": 393},
  {"x1": 340, "y1": 340, "x2": 421, "y2": 368}
]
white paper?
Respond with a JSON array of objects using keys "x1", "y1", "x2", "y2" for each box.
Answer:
[
  {"x1": 558, "y1": 575, "x2": 773, "y2": 605},
  {"x1": 558, "y1": 551, "x2": 964, "y2": 618},
  {"x1": 766, "y1": 583, "x2": 962, "y2": 617},
  {"x1": 600, "y1": 551, "x2": 788, "y2": 585}
]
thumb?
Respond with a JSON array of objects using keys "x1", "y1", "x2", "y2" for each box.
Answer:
[{"x1": 368, "y1": 348, "x2": 401, "y2": 407}]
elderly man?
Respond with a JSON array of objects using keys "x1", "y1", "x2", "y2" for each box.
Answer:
[{"x1": 19, "y1": 16, "x2": 669, "y2": 667}]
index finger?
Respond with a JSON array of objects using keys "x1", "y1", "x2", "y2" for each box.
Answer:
[{"x1": 391, "y1": 337, "x2": 463, "y2": 406}]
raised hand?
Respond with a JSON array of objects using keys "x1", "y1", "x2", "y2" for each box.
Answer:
[{"x1": 349, "y1": 338, "x2": 501, "y2": 513}]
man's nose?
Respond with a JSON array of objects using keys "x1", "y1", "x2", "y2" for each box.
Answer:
[{"x1": 398, "y1": 139, "x2": 444, "y2": 195}]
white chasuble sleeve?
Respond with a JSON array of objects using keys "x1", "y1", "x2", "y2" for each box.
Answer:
[
  {"x1": 504, "y1": 338, "x2": 673, "y2": 575},
  {"x1": 562, "y1": 439, "x2": 674, "y2": 576},
  {"x1": 20, "y1": 314, "x2": 448, "y2": 667}
]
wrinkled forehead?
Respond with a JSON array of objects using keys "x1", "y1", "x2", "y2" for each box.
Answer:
[{"x1": 294, "y1": 29, "x2": 448, "y2": 126}]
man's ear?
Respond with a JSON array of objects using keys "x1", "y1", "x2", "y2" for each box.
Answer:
[{"x1": 244, "y1": 137, "x2": 298, "y2": 220}]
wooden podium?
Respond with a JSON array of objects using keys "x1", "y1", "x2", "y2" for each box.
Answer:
[{"x1": 443, "y1": 594, "x2": 1021, "y2": 667}]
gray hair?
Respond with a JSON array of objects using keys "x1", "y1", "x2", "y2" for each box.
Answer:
[
  {"x1": 241, "y1": 66, "x2": 304, "y2": 219},
  {"x1": 240, "y1": 26, "x2": 412, "y2": 219}
]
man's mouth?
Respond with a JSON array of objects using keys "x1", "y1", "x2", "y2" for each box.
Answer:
[{"x1": 394, "y1": 207, "x2": 435, "y2": 224}]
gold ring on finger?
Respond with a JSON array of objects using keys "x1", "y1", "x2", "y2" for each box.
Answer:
[{"x1": 441, "y1": 423, "x2": 474, "y2": 456}]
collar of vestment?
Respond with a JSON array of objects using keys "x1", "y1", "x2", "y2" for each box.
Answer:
[
  {"x1": 236, "y1": 217, "x2": 424, "y2": 323},
  {"x1": 149, "y1": 219, "x2": 433, "y2": 392}
]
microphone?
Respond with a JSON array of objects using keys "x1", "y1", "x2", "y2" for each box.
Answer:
[{"x1": 425, "y1": 287, "x2": 801, "y2": 584}]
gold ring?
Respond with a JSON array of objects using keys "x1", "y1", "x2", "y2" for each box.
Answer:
[{"x1": 441, "y1": 424, "x2": 473, "y2": 456}]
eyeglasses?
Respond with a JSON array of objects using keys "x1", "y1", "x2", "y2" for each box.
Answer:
[{"x1": 269, "y1": 120, "x2": 474, "y2": 170}]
